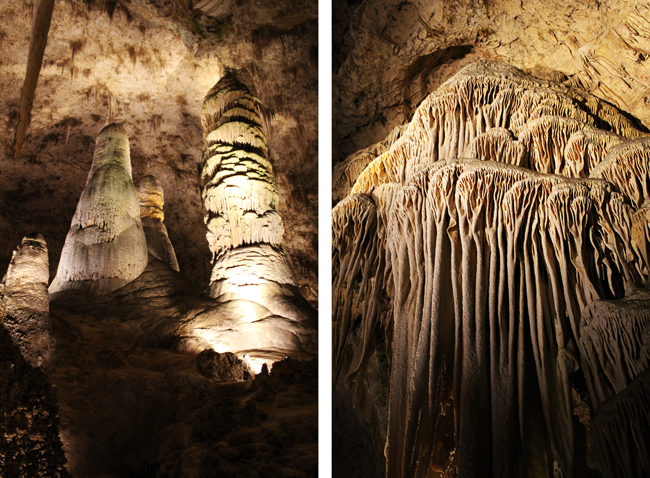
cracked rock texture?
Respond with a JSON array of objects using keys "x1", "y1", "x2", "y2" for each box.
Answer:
[
  {"x1": 333, "y1": 61, "x2": 650, "y2": 478},
  {"x1": 0, "y1": 233, "x2": 52, "y2": 367}
]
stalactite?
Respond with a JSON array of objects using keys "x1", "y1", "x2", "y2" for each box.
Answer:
[
  {"x1": 13, "y1": 0, "x2": 56, "y2": 157},
  {"x1": 49, "y1": 123, "x2": 148, "y2": 297},
  {"x1": 350, "y1": 60, "x2": 647, "y2": 198},
  {"x1": 333, "y1": 124, "x2": 409, "y2": 203},
  {"x1": 333, "y1": 60, "x2": 650, "y2": 478}
]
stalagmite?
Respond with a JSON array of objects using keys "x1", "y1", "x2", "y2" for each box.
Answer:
[
  {"x1": 201, "y1": 74, "x2": 283, "y2": 258},
  {"x1": 49, "y1": 123, "x2": 148, "y2": 297},
  {"x1": 333, "y1": 60, "x2": 650, "y2": 478},
  {"x1": 135, "y1": 175, "x2": 179, "y2": 271},
  {"x1": 195, "y1": 73, "x2": 317, "y2": 363},
  {"x1": 0, "y1": 234, "x2": 51, "y2": 367}
]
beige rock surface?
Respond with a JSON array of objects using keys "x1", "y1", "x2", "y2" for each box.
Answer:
[
  {"x1": 0, "y1": 233, "x2": 52, "y2": 366},
  {"x1": 49, "y1": 123, "x2": 149, "y2": 296},
  {"x1": 135, "y1": 175, "x2": 180, "y2": 271},
  {"x1": 333, "y1": 0, "x2": 650, "y2": 167},
  {"x1": 333, "y1": 61, "x2": 650, "y2": 478}
]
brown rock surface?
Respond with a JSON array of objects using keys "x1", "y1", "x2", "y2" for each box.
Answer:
[
  {"x1": 333, "y1": 60, "x2": 650, "y2": 477},
  {"x1": 333, "y1": 0, "x2": 650, "y2": 166}
]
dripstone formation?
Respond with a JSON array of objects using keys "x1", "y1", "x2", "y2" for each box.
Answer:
[
  {"x1": 197, "y1": 74, "x2": 317, "y2": 365},
  {"x1": 0, "y1": 234, "x2": 51, "y2": 367},
  {"x1": 333, "y1": 60, "x2": 650, "y2": 478},
  {"x1": 48, "y1": 123, "x2": 148, "y2": 297},
  {"x1": 135, "y1": 175, "x2": 179, "y2": 272}
]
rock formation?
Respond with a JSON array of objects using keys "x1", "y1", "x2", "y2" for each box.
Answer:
[
  {"x1": 0, "y1": 324, "x2": 69, "y2": 478},
  {"x1": 0, "y1": 234, "x2": 51, "y2": 367},
  {"x1": 135, "y1": 175, "x2": 180, "y2": 272},
  {"x1": 49, "y1": 123, "x2": 149, "y2": 297},
  {"x1": 0, "y1": 0, "x2": 318, "y2": 475},
  {"x1": 333, "y1": 60, "x2": 650, "y2": 478},
  {"x1": 195, "y1": 74, "x2": 317, "y2": 367}
]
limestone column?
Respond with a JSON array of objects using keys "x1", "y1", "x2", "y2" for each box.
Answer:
[
  {"x1": 201, "y1": 74, "x2": 299, "y2": 301},
  {"x1": 49, "y1": 123, "x2": 148, "y2": 297},
  {"x1": 0, "y1": 234, "x2": 51, "y2": 366},
  {"x1": 135, "y1": 175, "x2": 179, "y2": 271}
]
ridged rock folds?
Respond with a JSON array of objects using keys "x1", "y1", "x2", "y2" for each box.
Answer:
[{"x1": 333, "y1": 60, "x2": 650, "y2": 478}]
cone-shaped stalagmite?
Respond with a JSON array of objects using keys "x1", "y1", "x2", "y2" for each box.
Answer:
[
  {"x1": 333, "y1": 60, "x2": 650, "y2": 478},
  {"x1": 49, "y1": 123, "x2": 148, "y2": 297},
  {"x1": 135, "y1": 175, "x2": 179, "y2": 271}
]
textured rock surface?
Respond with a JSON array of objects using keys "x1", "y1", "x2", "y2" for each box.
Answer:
[
  {"x1": 198, "y1": 75, "x2": 318, "y2": 366},
  {"x1": 0, "y1": 234, "x2": 52, "y2": 367},
  {"x1": 46, "y1": 283, "x2": 318, "y2": 477},
  {"x1": 0, "y1": 0, "x2": 318, "y2": 302},
  {"x1": 0, "y1": 325, "x2": 69, "y2": 478},
  {"x1": 333, "y1": 61, "x2": 650, "y2": 478},
  {"x1": 333, "y1": 0, "x2": 650, "y2": 166},
  {"x1": 135, "y1": 175, "x2": 180, "y2": 271},
  {"x1": 0, "y1": 0, "x2": 317, "y2": 475},
  {"x1": 196, "y1": 349, "x2": 251, "y2": 381},
  {"x1": 49, "y1": 123, "x2": 148, "y2": 296},
  {"x1": 201, "y1": 74, "x2": 284, "y2": 256},
  {"x1": 591, "y1": 366, "x2": 650, "y2": 478}
]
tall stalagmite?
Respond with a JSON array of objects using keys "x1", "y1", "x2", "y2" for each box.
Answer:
[
  {"x1": 49, "y1": 123, "x2": 148, "y2": 297},
  {"x1": 333, "y1": 60, "x2": 650, "y2": 478},
  {"x1": 202, "y1": 75, "x2": 295, "y2": 298},
  {"x1": 198, "y1": 74, "x2": 317, "y2": 362},
  {"x1": 0, "y1": 234, "x2": 51, "y2": 367},
  {"x1": 135, "y1": 175, "x2": 179, "y2": 271}
]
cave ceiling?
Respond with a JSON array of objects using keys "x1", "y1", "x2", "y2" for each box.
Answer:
[
  {"x1": 333, "y1": 0, "x2": 650, "y2": 166},
  {"x1": 0, "y1": 0, "x2": 319, "y2": 302}
]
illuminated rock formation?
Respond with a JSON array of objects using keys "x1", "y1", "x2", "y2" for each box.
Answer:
[
  {"x1": 49, "y1": 123, "x2": 148, "y2": 297},
  {"x1": 333, "y1": 60, "x2": 650, "y2": 478},
  {"x1": 135, "y1": 175, "x2": 179, "y2": 272},
  {"x1": 0, "y1": 234, "x2": 51, "y2": 367},
  {"x1": 201, "y1": 74, "x2": 284, "y2": 258},
  {"x1": 196, "y1": 74, "x2": 317, "y2": 365}
]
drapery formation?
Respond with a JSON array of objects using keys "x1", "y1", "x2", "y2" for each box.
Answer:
[{"x1": 333, "y1": 60, "x2": 650, "y2": 478}]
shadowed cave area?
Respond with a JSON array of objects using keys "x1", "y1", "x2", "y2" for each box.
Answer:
[
  {"x1": 0, "y1": 0, "x2": 318, "y2": 476},
  {"x1": 332, "y1": 17, "x2": 650, "y2": 477}
]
